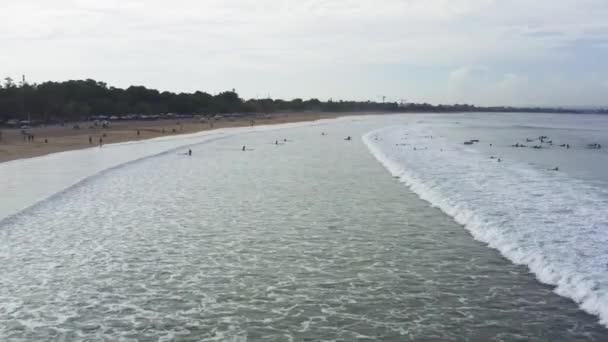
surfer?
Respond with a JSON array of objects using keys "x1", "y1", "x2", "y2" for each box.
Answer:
[
  {"x1": 275, "y1": 140, "x2": 279, "y2": 145},
  {"x1": 242, "y1": 145, "x2": 246, "y2": 151},
  {"x1": 188, "y1": 149, "x2": 192, "y2": 156},
  {"x1": 345, "y1": 136, "x2": 352, "y2": 141}
]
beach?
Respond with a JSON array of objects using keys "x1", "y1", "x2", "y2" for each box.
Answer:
[
  {"x1": 2, "y1": 0, "x2": 605, "y2": 339},
  {"x1": 0, "y1": 112, "x2": 340, "y2": 163}
]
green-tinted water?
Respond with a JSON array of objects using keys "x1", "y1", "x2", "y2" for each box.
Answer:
[{"x1": 1, "y1": 118, "x2": 606, "y2": 341}]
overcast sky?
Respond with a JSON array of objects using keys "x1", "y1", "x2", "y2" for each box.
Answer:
[{"x1": 1, "y1": 0, "x2": 607, "y2": 106}]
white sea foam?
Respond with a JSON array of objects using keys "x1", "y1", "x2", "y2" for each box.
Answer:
[
  {"x1": 363, "y1": 125, "x2": 608, "y2": 326},
  {"x1": 0, "y1": 118, "x2": 342, "y2": 223},
  {"x1": 2, "y1": 114, "x2": 607, "y2": 340}
]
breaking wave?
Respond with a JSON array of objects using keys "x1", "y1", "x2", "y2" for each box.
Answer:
[{"x1": 363, "y1": 126, "x2": 608, "y2": 327}]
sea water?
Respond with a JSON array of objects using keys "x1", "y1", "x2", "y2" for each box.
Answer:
[
  {"x1": 364, "y1": 113, "x2": 608, "y2": 328},
  {"x1": 1, "y1": 114, "x2": 607, "y2": 340}
]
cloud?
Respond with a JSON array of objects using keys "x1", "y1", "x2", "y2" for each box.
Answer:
[
  {"x1": 449, "y1": 66, "x2": 489, "y2": 84},
  {"x1": 0, "y1": 0, "x2": 607, "y2": 105},
  {"x1": 492, "y1": 73, "x2": 531, "y2": 105},
  {"x1": 447, "y1": 66, "x2": 493, "y2": 104},
  {"x1": 497, "y1": 73, "x2": 528, "y2": 90}
]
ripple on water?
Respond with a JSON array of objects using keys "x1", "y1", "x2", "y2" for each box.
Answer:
[{"x1": 1, "y1": 117, "x2": 607, "y2": 341}]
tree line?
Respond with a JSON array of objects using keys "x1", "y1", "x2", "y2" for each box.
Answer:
[{"x1": 0, "y1": 77, "x2": 594, "y2": 124}]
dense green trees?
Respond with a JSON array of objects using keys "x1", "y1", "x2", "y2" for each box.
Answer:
[
  {"x1": 0, "y1": 78, "x2": 587, "y2": 124},
  {"x1": 0, "y1": 79, "x2": 248, "y2": 123}
]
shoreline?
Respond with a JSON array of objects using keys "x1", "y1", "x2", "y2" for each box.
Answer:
[{"x1": 0, "y1": 112, "x2": 355, "y2": 164}]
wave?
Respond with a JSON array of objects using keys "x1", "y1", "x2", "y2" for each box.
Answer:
[
  {"x1": 0, "y1": 134, "x2": 233, "y2": 227},
  {"x1": 362, "y1": 126, "x2": 608, "y2": 327},
  {"x1": 0, "y1": 118, "x2": 342, "y2": 224}
]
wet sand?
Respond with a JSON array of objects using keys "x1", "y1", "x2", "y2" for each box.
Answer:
[{"x1": 0, "y1": 112, "x2": 342, "y2": 163}]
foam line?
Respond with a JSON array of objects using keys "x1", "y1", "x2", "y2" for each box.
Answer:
[
  {"x1": 0, "y1": 117, "x2": 351, "y2": 222},
  {"x1": 363, "y1": 127, "x2": 608, "y2": 327}
]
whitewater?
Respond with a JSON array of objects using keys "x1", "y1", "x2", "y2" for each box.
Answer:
[
  {"x1": 363, "y1": 114, "x2": 608, "y2": 327},
  {"x1": 2, "y1": 113, "x2": 608, "y2": 340},
  {"x1": 0, "y1": 119, "x2": 340, "y2": 223}
]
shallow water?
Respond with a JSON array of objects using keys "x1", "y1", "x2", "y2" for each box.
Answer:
[
  {"x1": 364, "y1": 113, "x2": 608, "y2": 330},
  {"x1": 1, "y1": 115, "x2": 607, "y2": 340}
]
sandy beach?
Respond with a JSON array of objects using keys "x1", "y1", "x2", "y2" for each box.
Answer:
[{"x1": 0, "y1": 112, "x2": 341, "y2": 163}]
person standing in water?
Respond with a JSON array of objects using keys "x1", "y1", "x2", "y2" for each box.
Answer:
[
  {"x1": 188, "y1": 149, "x2": 192, "y2": 156},
  {"x1": 99, "y1": 137, "x2": 103, "y2": 147},
  {"x1": 242, "y1": 145, "x2": 246, "y2": 151}
]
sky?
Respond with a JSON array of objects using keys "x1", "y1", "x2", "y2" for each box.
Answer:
[{"x1": 1, "y1": 0, "x2": 607, "y2": 106}]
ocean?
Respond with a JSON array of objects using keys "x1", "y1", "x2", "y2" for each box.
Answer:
[{"x1": 1, "y1": 114, "x2": 607, "y2": 341}]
